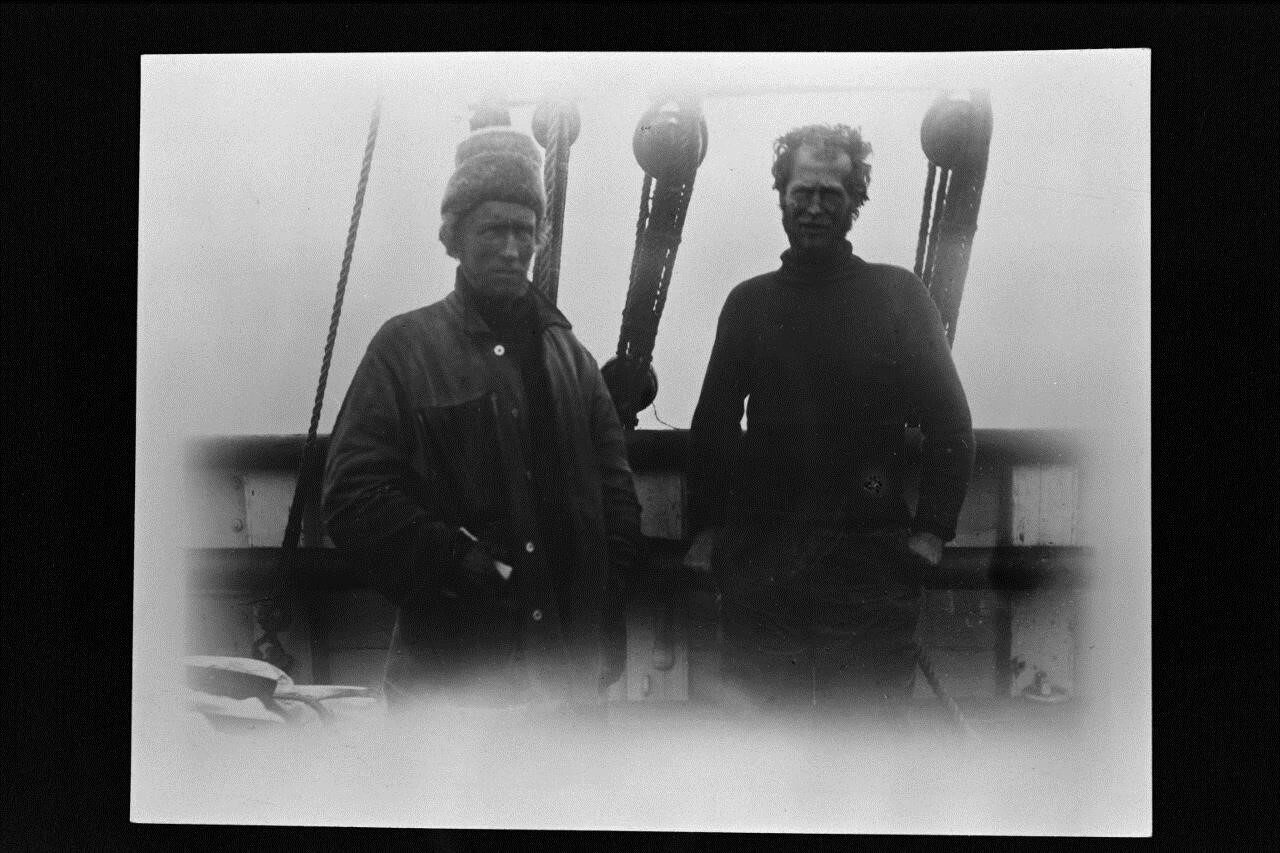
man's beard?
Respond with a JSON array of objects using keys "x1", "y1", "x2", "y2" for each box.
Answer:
[
  {"x1": 460, "y1": 269, "x2": 532, "y2": 318},
  {"x1": 782, "y1": 207, "x2": 854, "y2": 256}
]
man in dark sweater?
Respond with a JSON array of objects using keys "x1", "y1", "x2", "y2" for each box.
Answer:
[{"x1": 688, "y1": 124, "x2": 974, "y2": 723}]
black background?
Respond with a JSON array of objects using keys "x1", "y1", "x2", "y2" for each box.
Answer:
[{"x1": 2, "y1": 3, "x2": 1277, "y2": 847}]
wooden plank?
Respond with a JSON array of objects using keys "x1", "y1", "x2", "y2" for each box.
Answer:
[
  {"x1": 185, "y1": 431, "x2": 1090, "y2": 551},
  {"x1": 625, "y1": 603, "x2": 689, "y2": 702},
  {"x1": 635, "y1": 472, "x2": 685, "y2": 540},
  {"x1": 1010, "y1": 464, "x2": 1081, "y2": 547},
  {"x1": 911, "y1": 647, "x2": 1003, "y2": 700},
  {"x1": 184, "y1": 468, "x2": 250, "y2": 549},
  {"x1": 318, "y1": 590, "x2": 397, "y2": 650},
  {"x1": 1008, "y1": 590, "x2": 1077, "y2": 698},
  {"x1": 186, "y1": 428, "x2": 1089, "y2": 478},
  {"x1": 948, "y1": 469, "x2": 1002, "y2": 548},
  {"x1": 916, "y1": 590, "x2": 1007, "y2": 650},
  {"x1": 1011, "y1": 464, "x2": 1042, "y2": 546},
  {"x1": 242, "y1": 471, "x2": 297, "y2": 548},
  {"x1": 186, "y1": 548, "x2": 359, "y2": 592},
  {"x1": 1039, "y1": 465, "x2": 1079, "y2": 547},
  {"x1": 186, "y1": 545, "x2": 1094, "y2": 593},
  {"x1": 239, "y1": 471, "x2": 331, "y2": 549}
]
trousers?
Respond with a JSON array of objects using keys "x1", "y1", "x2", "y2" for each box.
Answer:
[{"x1": 711, "y1": 524, "x2": 924, "y2": 720}]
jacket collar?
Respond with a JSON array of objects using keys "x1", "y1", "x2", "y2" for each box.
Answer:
[{"x1": 448, "y1": 267, "x2": 573, "y2": 337}]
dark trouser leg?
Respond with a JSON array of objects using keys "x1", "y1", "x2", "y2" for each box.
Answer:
[
  {"x1": 713, "y1": 526, "x2": 924, "y2": 723},
  {"x1": 717, "y1": 597, "x2": 817, "y2": 715},
  {"x1": 803, "y1": 533, "x2": 923, "y2": 725},
  {"x1": 810, "y1": 599, "x2": 922, "y2": 728},
  {"x1": 808, "y1": 532, "x2": 921, "y2": 722},
  {"x1": 712, "y1": 524, "x2": 823, "y2": 715}
]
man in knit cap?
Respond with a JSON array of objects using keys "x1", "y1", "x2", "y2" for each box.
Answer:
[
  {"x1": 688, "y1": 124, "x2": 974, "y2": 727},
  {"x1": 322, "y1": 113, "x2": 642, "y2": 717}
]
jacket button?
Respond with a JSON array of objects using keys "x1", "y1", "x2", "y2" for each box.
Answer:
[
  {"x1": 525, "y1": 541, "x2": 535, "y2": 553},
  {"x1": 531, "y1": 609, "x2": 543, "y2": 622},
  {"x1": 493, "y1": 344, "x2": 506, "y2": 356}
]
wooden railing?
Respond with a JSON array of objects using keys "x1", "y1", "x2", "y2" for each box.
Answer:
[{"x1": 184, "y1": 428, "x2": 1094, "y2": 703}]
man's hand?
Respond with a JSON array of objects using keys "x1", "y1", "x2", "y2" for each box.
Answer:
[
  {"x1": 905, "y1": 530, "x2": 944, "y2": 568},
  {"x1": 458, "y1": 543, "x2": 505, "y2": 585},
  {"x1": 442, "y1": 526, "x2": 514, "y2": 597},
  {"x1": 458, "y1": 526, "x2": 514, "y2": 581}
]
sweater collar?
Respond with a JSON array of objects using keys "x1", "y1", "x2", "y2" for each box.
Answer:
[{"x1": 777, "y1": 239, "x2": 862, "y2": 285}]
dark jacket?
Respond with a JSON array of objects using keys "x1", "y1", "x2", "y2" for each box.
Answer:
[
  {"x1": 689, "y1": 241, "x2": 974, "y2": 541},
  {"x1": 321, "y1": 273, "x2": 642, "y2": 705}
]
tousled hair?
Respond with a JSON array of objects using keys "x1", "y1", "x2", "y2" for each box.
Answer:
[{"x1": 771, "y1": 124, "x2": 872, "y2": 216}]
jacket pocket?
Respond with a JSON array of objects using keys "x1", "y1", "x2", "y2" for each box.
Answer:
[{"x1": 414, "y1": 394, "x2": 507, "y2": 521}]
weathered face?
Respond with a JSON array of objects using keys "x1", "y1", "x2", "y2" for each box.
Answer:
[
  {"x1": 781, "y1": 144, "x2": 855, "y2": 254},
  {"x1": 453, "y1": 200, "x2": 538, "y2": 306}
]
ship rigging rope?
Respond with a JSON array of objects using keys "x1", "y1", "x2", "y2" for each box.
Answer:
[
  {"x1": 629, "y1": 174, "x2": 653, "y2": 289},
  {"x1": 605, "y1": 100, "x2": 707, "y2": 428},
  {"x1": 253, "y1": 97, "x2": 382, "y2": 673},
  {"x1": 911, "y1": 160, "x2": 976, "y2": 740},
  {"x1": 921, "y1": 167, "x2": 950, "y2": 291},
  {"x1": 286, "y1": 96, "x2": 382, "y2": 554},
  {"x1": 913, "y1": 162, "x2": 937, "y2": 279},
  {"x1": 535, "y1": 110, "x2": 565, "y2": 301},
  {"x1": 532, "y1": 103, "x2": 574, "y2": 304},
  {"x1": 618, "y1": 168, "x2": 699, "y2": 355}
]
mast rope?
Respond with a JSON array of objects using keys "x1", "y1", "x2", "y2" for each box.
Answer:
[
  {"x1": 604, "y1": 98, "x2": 707, "y2": 429},
  {"x1": 921, "y1": 167, "x2": 950, "y2": 291},
  {"x1": 910, "y1": 91, "x2": 997, "y2": 739},
  {"x1": 532, "y1": 99, "x2": 580, "y2": 305},
  {"x1": 251, "y1": 97, "x2": 382, "y2": 675},
  {"x1": 913, "y1": 162, "x2": 937, "y2": 279}
]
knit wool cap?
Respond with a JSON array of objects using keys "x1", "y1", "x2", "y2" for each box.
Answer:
[{"x1": 440, "y1": 125, "x2": 547, "y2": 224}]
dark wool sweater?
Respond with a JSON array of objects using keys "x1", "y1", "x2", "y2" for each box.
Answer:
[{"x1": 688, "y1": 241, "x2": 974, "y2": 541}]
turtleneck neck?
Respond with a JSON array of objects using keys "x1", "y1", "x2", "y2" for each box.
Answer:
[{"x1": 778, "y1": 239, "x2": 860, "y2": 285}]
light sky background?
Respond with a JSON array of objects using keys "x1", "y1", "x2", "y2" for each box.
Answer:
[
  {"x1": 139, "y1": 51, "x2": 1149, "y2": 439},
  {"x1": 134, "y1": 52, "x2": 1151, "y2": 832}
]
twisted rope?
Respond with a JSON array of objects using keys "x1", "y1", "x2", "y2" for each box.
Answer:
[
  {"x1": 914, "y1": 162, "x2": 937, "y2": 279},
  {"x1": 922, "y1": 168, "x2": 950, "y2": 291},
  {"x1": 617, "y1": 176, "x2": 694, "y2": 358},
  {"x1": 252, "y1": 97, "x2": 382, "y2": 674},
  {"x1": 629, "y1": 174, "x2": 653, "y2": 290},
  {"x1": 533, "y1": 106, "x2": 570, "y2": 304},
  {"x1": 287, "y1": 96, "x2": 381, "y2": 550}
]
